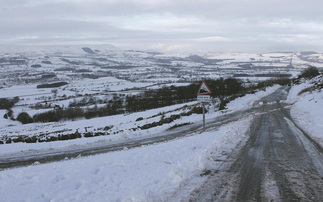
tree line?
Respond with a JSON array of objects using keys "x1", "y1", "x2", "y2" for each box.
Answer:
[
  {"x1": 17, "y1": 77, "x2": 292, "y2": 124},
  {"x1": 17, "y1": 78, "x2": 245, "y2": 123}
]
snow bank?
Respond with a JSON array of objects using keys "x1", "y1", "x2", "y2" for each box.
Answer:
[
  {"x1": 288, "y1": 76, "x2": 323, "y2": 147},
  {"x1": 0, "y1": 116, "x2": 253, "y2": 202}
]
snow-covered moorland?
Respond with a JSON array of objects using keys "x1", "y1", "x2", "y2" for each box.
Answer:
[
  {"x1": 1, "y1": 45, "x2": 323, "y2": 201},
  {"x1": 0, "y1": 85, "x2": 281, "y2": 202}
]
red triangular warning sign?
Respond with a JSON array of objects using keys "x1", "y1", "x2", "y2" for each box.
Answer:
[{"x1": 197, "y1": 81, "x2": 212, "y2": 95}]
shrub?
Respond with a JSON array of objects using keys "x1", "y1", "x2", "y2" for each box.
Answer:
[
  {"x1": 49, "y1": 136, "x2": 58, "y2": 142},
  {"x1": 3, "y1": 109, "x2": 14, "y2": 120},
  {"x1": 0, "y1": 98, "x2": 15, "y2": 109},
  {"x1": 191, "y1": 106, "x2": 205, "y2": 114},
  {"x1": 69, "y1": 133, "x2": 82, "y2": 139},
  {"x1": 299, "y1": 66, "x2": 319, "y2": 79},
  {"x1": 219, "y1": 98, "x2": 227, "y2": 110},
  {"x1": 136, "y1": 117, "x2": 144, "y2": 122},
  {"x1": 12, "y1": 136, "x2": 25, "y2": 143},
  {"x1": 25, "y1": 136, "x2": 37, "y2": 143},
  {"x1": 298, "y1": 87, "x2": 314, "y2": 96},
  {"x1": 37, "y1": 82, "x2": 68, "y2": 88},
  {"x1": 103, "y1": 125, "x2": 113, "y2": 131},
  {"x1": 17, "y1": 112, "x2": 33, "y2": 124},
  {"x1": 84, "y1": 132, "x2": 94, "y2": 138},
  {"x1": 58, "y1": 134, "x2": 70, "y2": 140},
  {"x1": 94, "y1": 132, "x2": 105, "y2": 136}
]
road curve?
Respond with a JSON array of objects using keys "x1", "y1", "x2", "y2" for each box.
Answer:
[{"x1": 189, "y1": 86, "x2": 323, "y2": 201}]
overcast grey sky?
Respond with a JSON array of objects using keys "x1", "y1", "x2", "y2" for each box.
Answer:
[{"x1": 1, "y1": 0, "x2": 322, "y2": 52}]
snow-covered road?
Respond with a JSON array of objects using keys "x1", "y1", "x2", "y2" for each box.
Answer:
[{"x1": 190, "y1": 86, "x2": 323, "y2": 201}]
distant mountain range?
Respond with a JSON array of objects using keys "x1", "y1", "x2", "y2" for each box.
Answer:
[{"x1": 0, "y1": 44, "x2": 121, "y2": 54}]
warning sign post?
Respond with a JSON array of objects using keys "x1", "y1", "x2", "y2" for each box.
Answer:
[
  {"x1": 197, "y1": 95, "x2": 210, "y2": 103},
  {"x1": 197, "y1": 80, "x2": 212, "y2": 96},
  {"x1": 197, "y1": 81, "x2": 212, "y2": 131}
]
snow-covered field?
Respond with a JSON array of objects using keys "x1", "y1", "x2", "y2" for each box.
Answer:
[
  {"x1": 1, "y1": 45, "x2": 311, "y2": 91},
  {"x1": 0, "y1": 102, "x2": 198, "y2": 155},
  {"x1": 287, "y1": 75, "x2": 323, "y2": 147}
]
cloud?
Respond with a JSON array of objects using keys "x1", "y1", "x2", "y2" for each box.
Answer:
[
  {"x1": 193, "y1": 36, "x2": 232, "y2": 42},
  {"x1": 0, "y1": 0, "x2": 323, "y2": 52}
]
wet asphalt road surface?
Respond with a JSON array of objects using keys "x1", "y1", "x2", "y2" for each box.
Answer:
[{"x1": 190, "y1": 86, "x2": 323, "y2": 201}]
